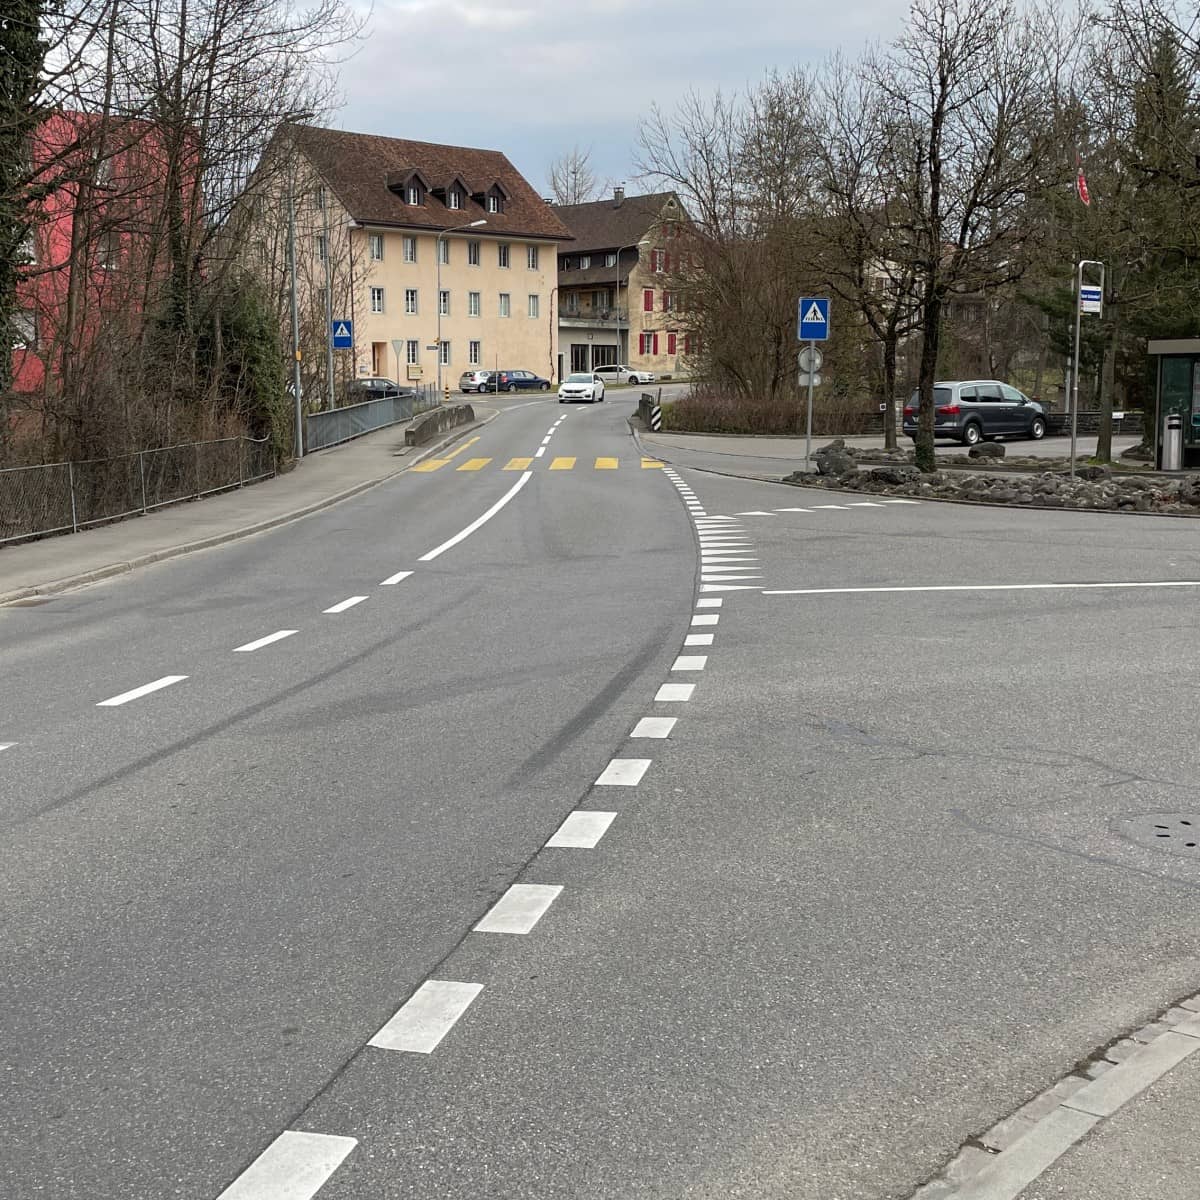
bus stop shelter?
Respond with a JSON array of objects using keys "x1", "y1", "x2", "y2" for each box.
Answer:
[{"x1": 1149, "y1": 339, "x2": 1200, "y2": 469}]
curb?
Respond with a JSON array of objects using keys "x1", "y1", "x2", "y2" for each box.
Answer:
[{"x1": 0, "y1": 411, "x2": 498, "y2": 606}]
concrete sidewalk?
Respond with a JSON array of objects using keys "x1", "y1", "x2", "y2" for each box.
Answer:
[{"x1": 0, "y1": 415, "x2": 488, "y2": 605}]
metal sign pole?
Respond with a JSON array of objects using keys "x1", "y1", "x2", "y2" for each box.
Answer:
[
  {"x1": 805, "y1": 339, "x2": 815, "y2": 473},
  {"x1": 1070, "y1": 260, "x2": 1082, "y2": 480}
]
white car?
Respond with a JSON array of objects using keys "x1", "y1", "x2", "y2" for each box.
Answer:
[
  {"x1": 594, "y1": 364, "x2": 656, "y2": 386},
  {"x1": 558, "y1": 373, "x2": 606, "y2": 403}
]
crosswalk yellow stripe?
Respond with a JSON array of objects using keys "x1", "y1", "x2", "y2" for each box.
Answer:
[
  {"x1": 504, "y1": 457, "x2": 533, "y2": 470},
  {"x1": 411, "y1": 459, "x2": 448, "y2": 472},
  {"x1": 549, "y1": 456, "x2": 576, "y2": 470},
  {"x1": 641, "y1": 458, "x2": 664, "y2": 469},
  {"x1": 441, "y1": 436, "x2": 480, "y2": 462},
  {"x1": 595, "y1": 457, "x2": 618, "y2": 470},
  {"x1": 457, "y1": 457, "x2": 492, "y2": 471}
]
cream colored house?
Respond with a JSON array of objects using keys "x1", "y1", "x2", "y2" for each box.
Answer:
[{"x1": 268, "y1": 125, "x2": 571, "y2": 398}]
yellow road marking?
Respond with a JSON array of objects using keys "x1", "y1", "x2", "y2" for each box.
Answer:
[
  {"x1": 457, "y1": 457, "x2": 492, "y2": 471},
  {"x1": 594, "y1": 457, "x2": 618, "y2": 470},
  {"x1": 504, "y1": 457, "x2": 533, "y2": 470},
  {"x1": 549, "y1": 457, "x2": 576, "y2": 470},
  {"x1": 641, "y1": 458, "x2": 664, "y2": 469},
  {"x1": 441, "y1": 436, "x2": 480, "y2": 463},
  {"x1": 412, "y1": 459, "x2": 448, "y2": 472}
]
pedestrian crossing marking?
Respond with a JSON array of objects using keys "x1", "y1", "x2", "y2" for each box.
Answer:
[
  {"x1": 550, "y1": 456, "x2": 576, "y2": 470},
  {"x1": 641, "y1": 459, "x2": 664, "y2": 468},
  {"x1": 412, "y1": 458, "x2": 450, "y2": 472},
  {"x1": 457, "y1": 457, "x2": 492, "y2": 471},
  {"x1": 595, "y1": 457, "x2": 618, "y2": 470},
  {"x1": 504, "y1": 457, "x2": 533, "y2": 470}
]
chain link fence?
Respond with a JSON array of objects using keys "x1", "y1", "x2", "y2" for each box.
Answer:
[
  {"x1": 0, "y1": 436, "x2": 275, "y2": 546},
  {"x1": 305, "y1": 385, "x2": 440, "y2": 453}
]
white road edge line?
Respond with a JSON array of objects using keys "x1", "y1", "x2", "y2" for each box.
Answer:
[
  {"x1": 381, "y1": 570, "x2": 413, "y2": 586},
  {"x1": 546, "y1": 810, "x2": 617, "y2": 848},
  {"x1": 595, "y1": 758, "x2": 652, "y2": 786},
  {"x1": 369, "y1": 980, "x2": 483, "y2": 1054},
  {"x1": 763, "y1": 581, "x2": 1200, "y2": 597},
  {"x1": 233, "y1": 630, "x2": 298, "y2": 653},
  {"x1": 474, "y1": 883, "x2": 563, "y2": 934},
  {"x1": 97, "y1": 675, "x2": 188, "y2": 707},
  {"x1": 215, "y1": 1130, "x2": 357, "y2": 1200},
  {"x1": 419, "y1": 472, "x2": 533, "y2": 562},
  {"x1": 324, "y1": 595, "x2": 368, "y2": 613}
]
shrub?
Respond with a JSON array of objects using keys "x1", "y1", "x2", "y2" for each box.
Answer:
[{"x1": 661, "y1": 386, "x2": 880, "y2": 436}]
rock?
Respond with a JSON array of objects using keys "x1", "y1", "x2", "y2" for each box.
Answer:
[
  {"x1": 989, "y1": 486, "x2": 1018, "y2": 502},
  {"x1": 968, "y1": 442, "x2": 1006, "y2": 459},
  {"x1": 1077, "y1": 464, "x2": 1111, "y2": 481},
  {"x1": 869, "y1": 466, "x2": 920, "y2": 485},
  {"x1": 814, "y1": 444, "x2": 857, "y2": 476}
]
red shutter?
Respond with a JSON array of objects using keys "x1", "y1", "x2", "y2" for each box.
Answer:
[
  {"x1": 652, "y1": 333, "x2": 659, "y2": 355},
  {"x1": 643, "y1": 289, "x2": 653, "y2": 312},
  {"x1": 664, "y1": 252, "x2": 671, "y2": 272},
  {"x1": 668, "y1": 333, "x2": 677, "y2": 355}
]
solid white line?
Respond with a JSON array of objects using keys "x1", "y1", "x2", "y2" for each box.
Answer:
[
  {"x1": 369, "y1": 980, "x2": 483, "y2": 1054},
  {"x1": 96, "y1": 675, "x2": 187, "y2": 707},
  {"x1": 324, "y1": 595, "x2": 368, "y2": 613},
  {"x1": 419, "y1": 472, "x2": 533, "y2": 562},
  {"x1": 215, "y1": 1130, "x2": 357, "y2": 1200},
  {"x1": 763, "y1": 581, "x2": 1200, "y2": 597},
  {"x1": 596, "y1": 757, "x2": 651, "y2": 786},
  {"x1": 691, "y1": 614, "x2": 720, "y2": 626},
  {"x1": 546, "y1": 810, "x2": 617, "y2": 848},
  {"x1": 535, "y1": 446, "x2": 545, "y2": 457},
  {"x1": 474, "y1": 883, "x2": 562, "y2": 934},
  {"x1": 656, "y1": 682, "x2": 695, "y2": 701},
  {"x1": 696, "y1": 598, "x2": 723, "y2": 607},
  {"x1": 233, "y1": 630, "x2": 298, "y2": 653},
  {"x1": 672, "y1": 655, "x2": 707, "y2": 671},
  {"x1": 632, "y1": 716, "x2": 676, "y2": 738},
  {"x1": 685, "y1": 633, "x2": 714, "y2": 646},
  {"x1": 381, "y1": 570, "x2": 413, "y2": 586}
]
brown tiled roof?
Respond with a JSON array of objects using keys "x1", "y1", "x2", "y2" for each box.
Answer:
[
  {"x1": 553, "y1": 191, "x2": 681, "y2": 253},
  {"x1": 558, "y1": 248, "x2": 639, "y2": 289},
  {"x1": 281, "y1": 124, "x2": 573, "y2": 242}
]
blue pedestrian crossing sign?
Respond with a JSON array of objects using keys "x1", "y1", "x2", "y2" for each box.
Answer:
[
  {"x1": 798, "y1": 297, "x2": 831, "y2": 341},
  {"x1": 331, "y1": 319, "x2": 353, "y2": 349}
]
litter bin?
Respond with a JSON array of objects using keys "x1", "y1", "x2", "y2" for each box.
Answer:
[{"x1": 1163, "y1": 412, "x2": 1184, "y2": 471}]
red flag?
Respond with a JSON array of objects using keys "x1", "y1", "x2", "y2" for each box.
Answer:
[{"x1": 1076, "y1": 156, "x2": 1091, "y2": 206}]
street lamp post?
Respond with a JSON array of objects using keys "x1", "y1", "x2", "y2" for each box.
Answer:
[
  {"x1": 437, "y1": 218, "x2": 487, "y2": 398},
  {"x1": 284, "y1": 113, "x2": 314, "y2": 457}
]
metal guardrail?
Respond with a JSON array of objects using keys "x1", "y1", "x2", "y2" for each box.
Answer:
[
  {"x1": 305, "y1": 386, "x2": 439, "y2": 453},
  {"x1": 0, "y1": 436, "x2": 274, "y2": 546}
]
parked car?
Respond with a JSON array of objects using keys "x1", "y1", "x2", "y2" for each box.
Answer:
[
  {"x1": 593, "y1": 364, "x2": 657, "y2": 386},
  {"x1": 459, "y1": 370, "x2": 492, "y2": 393},
  {"x1": 558, "y1": 373, "x2": 606, "y2": 404},
  {"x1": 902, "y1": 380, "x2": 1047, "y2": 445},
  {"x1": 478, "y1": 369, "x2": 552, "y2": 393},
  {"x1": 345, "y1": 377, "x2": 414, "y2": 402}
]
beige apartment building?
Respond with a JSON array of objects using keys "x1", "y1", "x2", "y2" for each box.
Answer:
[{"x1": 268, "y1": 125, "x2": 572, "y2": 398}]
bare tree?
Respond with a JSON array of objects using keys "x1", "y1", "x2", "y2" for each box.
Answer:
[{"x1": 547, "y1": 144, "x2": 603, "y2": 205}]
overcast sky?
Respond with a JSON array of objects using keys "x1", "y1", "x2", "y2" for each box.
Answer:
[{"x1": 338, "y1": 0, "x2": 910, "y2": 198}]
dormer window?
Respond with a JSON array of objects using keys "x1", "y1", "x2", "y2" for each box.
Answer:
[
  {"x1": 487, "y1": 194, "x2": 501, "y2": 213},
  {"x1": 448, "y1": 189, "x2": 462, "y2": 210},
  {"x1": 580, "y1": 255, "x2": 590, "y2": 269},
  {"x1": 407, "y1": 184, "x2": 422, "y2": 205}
]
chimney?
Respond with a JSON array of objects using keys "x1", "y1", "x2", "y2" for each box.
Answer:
[{"x1": 613, "y1": 184, "x2": 625, "y2": 206}]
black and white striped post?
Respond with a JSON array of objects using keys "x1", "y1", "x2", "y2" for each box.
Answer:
[{"x1": 650, "y1": 400, "x2": 662, "y2": 431}]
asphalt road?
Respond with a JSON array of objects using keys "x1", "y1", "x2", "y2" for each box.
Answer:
[{"x1": 3, "y1": 402, "x2": 1200, "y2": 1199}]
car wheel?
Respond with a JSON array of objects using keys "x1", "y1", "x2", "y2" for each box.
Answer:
[
  {"x1": 506, "y1": 383, "x2": 517, "y2": 393},
  {"x1": 962, "y1": 422, "x2": 982, "y2": 446},
  {"x1": 1030, "y1": 417, "x2": 1046, "y2": 440},
  {"x1": 540, "y1": 382, "x2": 550, "y2": 391}
]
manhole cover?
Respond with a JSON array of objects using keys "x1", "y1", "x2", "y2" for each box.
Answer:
[{"x1": 1115, "y1": 813, "x2": 1200, "y2": 858}]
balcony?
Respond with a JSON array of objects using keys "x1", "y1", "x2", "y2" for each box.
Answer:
[{"x1": 558, "y1": 307, "x2": 629, "y2": 329}]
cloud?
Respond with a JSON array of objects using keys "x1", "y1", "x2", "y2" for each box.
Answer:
[{"x1": 336, "y1": 0, "x2": 910, "y2": 191}]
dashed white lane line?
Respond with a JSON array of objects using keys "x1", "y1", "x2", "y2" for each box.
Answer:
[
  {"x1": 96, "y1": 675, "x2": 188, "y2": 707},
  {"x1": 595, "y1": 757, "x2": 652, "y2": 786},
  {"x1": 380, "y1": 570, "x2": 413, "y2": 586},
  {"x1": 324, "y1": 595, "x2": 368, "y2": 614},
  {"x1": 368, "y1": 980, "x2": 483, "y2": 1054},
  {"x1": 672, "y1": 655, "x2": 708, "y2": 671},
  {"x1": 474, "y1": 883, "x2": 563, "y2": 934},
  {"x1": 535, "y1": 446, "x2": 546, "y2": 458},
  {"x1": 696, "y1": 598, "x2": 723, "y2": 608},
  {"x1": 541, "y1": 435, "x2": 552, "y2": 445},
  {"x1": 215, "y1": 1130, "x2": 357, "y2": 1200},
  {"x1": 685, "y1": 633, "x2": 714, "y2": 646},
  {"x1": 735, "y1": 510, "x2": 775, "y2": 516},
  {"x1": 701, "y1": 583, "x2": 758, "y2": 592},
  {"x1": 656, "y1": 682, "x2": 696, "y2": 701},
  {"x1": 233, "y1": 630, "x2": 298, "y2": 653},
  {"x1": 419, "y1": 471, "x2": 533, "y2": 562},
  {"x1": 776, "y1": 507, "x2": 811, "y2": 513},
  {"x1": 0, "y1": 742, "x2": 14, "y2": 753},
  {"x1": 631, "y1": 716, "x2": 677, "y2": 738},
  {"x1": 811, "y1": 504, "x2": 848, "y2": 510},
  {"x1": 763, "y1": 581, "x2": 1200, "y2": 597},
  {"x1": 881, "y1": 498, "x2": 921, "y2": 504},
  {"x1": 691, "y1": 614, "x2": 720, "y2": 626},
  {"x1": 546, "y1": 810, "x2": 617, "y2": 848},
  {"x1": 848, "y1": 501, "x2": 884, "y2": 507}
]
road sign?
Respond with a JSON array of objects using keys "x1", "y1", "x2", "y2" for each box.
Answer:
[
  {"x1": 798, "y1": 372, "x2": 822, "y2": 388},
  {"x1": 331, "y1": 319, "x2": 353, "y2": 349},
  {"x1": 798, "y1": 346, "x2": 823, "y2": 374},
  {"x1": 798, "y1": 297, "x2": 831, "y2": 341},
  {"x1": 390, "y1": 338, "x2": 404, "y2": 355},
  {"x1": 1079, "y1": 286, "x2": 1102, "y2": 315}
]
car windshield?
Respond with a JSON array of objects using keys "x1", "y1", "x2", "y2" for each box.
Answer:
[
  {"x1": 566, "y1": 374, "x2": 593, "y2": 383},
  {"x1": 909, "y1": 388, "x2": 953, "y2": 407}
]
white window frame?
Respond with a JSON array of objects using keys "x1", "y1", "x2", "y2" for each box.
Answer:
[
  {"x1": 580, "y1": 254, "x2": 591, "y2": 269},
  {"x1": 439, "y1": 289, "x2": 450, "y2": 317},
  {"x1": 403, "y1": 235, "x2": 417, "y2": 263},
  {"x1": 406, "y1": 339, "x2": 419, "y2": 364},
  {"x1": 468, "y1": 340, "x2": 481, "y2": 366},
  {"x1": 605, "y1": 252, "x2": 616, "y2": 268},
  {"x1": 448, "y1": 189, "x2": 461, "y2": 210},
  {"x1": 407, "y1": 185, "x2": 421, "y2": 206},
  {"x1": 527, "y1": 245, "x2": 539, "y2": 270},
  {"x1": 370, "y1": 286, "x2": 385, "y2": 314},
  {"x1": 405, "y1": 288, "x2": 418, "y2": 315},
  {"x1": 528, "y1": 294, "x2": 539, "y2": 318},
  {"x1": 369, "y1": 233, "x2": 384, "y2": 261},
  {"x1": 498, "y1": 292, "x2": 511, "y2": 318},
  {"x1": 487, "y1": 193, "x2": 500, "y2": 213},
  {"x1": 438, "y1": 239, "x2": 449, "y2": 265},
  {"x1": 468, "y1": 240, "x2": 480, "y2": 266},
  {"x1": 439, "y1": 341, "x2": 451, "y2": 365},
  {"x1": 498, "y1": 243, "x2": 510, "y2": 269},
  {"x1": 468, "y1": 291, "x2": 481, "y2": 317}
]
